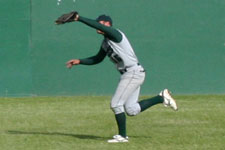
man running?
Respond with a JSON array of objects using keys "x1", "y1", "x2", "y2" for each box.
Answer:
[{"x1": 65, "y1": 12, "x2": 178, "y2": 143}]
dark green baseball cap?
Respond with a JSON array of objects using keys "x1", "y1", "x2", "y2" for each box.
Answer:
[{"x1": 96, "y1": 14, "x2": 113, "y2": 25}]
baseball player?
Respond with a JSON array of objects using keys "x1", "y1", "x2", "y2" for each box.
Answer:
[{"x1": 56, "y1": 11, "x2": 178, "y2": 143}]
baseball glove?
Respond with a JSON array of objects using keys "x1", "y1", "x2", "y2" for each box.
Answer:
[{"x1": 55, "y1": 11, "x2": 78, "y2": 24}]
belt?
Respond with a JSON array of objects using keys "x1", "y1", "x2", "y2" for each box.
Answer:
[{"x1": 119, "y1": 63, "x2": 145, "y2": 74}]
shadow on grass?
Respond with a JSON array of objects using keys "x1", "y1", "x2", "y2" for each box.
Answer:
[{"x1": 7, "y1": 130, "x2": 108, "y2": 140}]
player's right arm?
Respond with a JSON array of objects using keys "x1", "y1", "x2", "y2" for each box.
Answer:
[
  {"x1": 66, "y1": 47, "x2": 106, "y2": 68},
  {"x1": 55, "y1": 12, "x2": 122, "y2": 42},
  {"x1": 75, "y1": 15, "x2": 122, "y2": 43}
]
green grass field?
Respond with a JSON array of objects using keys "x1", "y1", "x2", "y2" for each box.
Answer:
[{"x1": 0, "y1": 95, "x2": 224, "y2": 150}]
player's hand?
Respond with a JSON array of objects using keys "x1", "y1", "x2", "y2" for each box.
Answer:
[
  {"x1": 66, "y1": 59, "x2": 80, "y2": 68},
  {"x1": 74, "y1": 14, "x2": 79, "y2": 21}
]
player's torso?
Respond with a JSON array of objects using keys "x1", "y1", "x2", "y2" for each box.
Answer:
[{"x1": 101, "y1": 30, "x2": 139, "y2": 70}]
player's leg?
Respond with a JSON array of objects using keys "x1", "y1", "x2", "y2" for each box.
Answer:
[
  {"x1": 124, "y1": 85, "x2": 164, "y2": 115},
  {"x1": 138, "y1": 95, "x2": 164, "y2": 112},
  {"x1": 139, "y1": 89, "x2": 178, "y2": 112},
  {"x1": 123, "y1": 71, "x2": 164, "y2": 115},
  {"x1": 124, "y1": 83, "x2": 178, "y2": 114},
  {"x1": 109, "y1": 71, "x2": 145, "y2": 140},
  {"x1": 124, "y1": 86, "x2": 141, "y2": 116}
]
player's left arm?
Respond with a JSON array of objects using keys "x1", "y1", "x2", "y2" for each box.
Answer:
[
  {"x1": 66, "y1": 47, "x2": 106, "y2": 68},
  {"x1": 79, "y1": 47, "x2": 107, "y2": 65}
]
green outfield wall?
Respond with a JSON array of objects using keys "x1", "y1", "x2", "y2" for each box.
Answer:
[{"x1": 0, "y1": 0, "x2": 225, "y2": 97}]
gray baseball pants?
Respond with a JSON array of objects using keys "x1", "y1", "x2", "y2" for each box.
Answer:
[{"x1": 111, "y1": 65, "x2": 145, "y2": 116}]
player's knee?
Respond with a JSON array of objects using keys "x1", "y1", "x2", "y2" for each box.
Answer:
[
  {"x1": 125, "y1": 106, "x2": 139, "y2": 116},
  {"x1": 125, "y1": 104, "x2": 141, "y2": 116},
  {"x1": 111, "y1": 105, "x2": 125, "y2": 114}
]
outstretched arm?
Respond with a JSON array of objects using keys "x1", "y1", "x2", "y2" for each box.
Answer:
[
  {"x1": 55, "y1": 12, "x2": 122, "y2": 42},
  {"x1": 66, "y1": 47, "x2": 107, "y2": 68},
  {"x1": 75, "y1": 15, "x2": 122, "y2": 43}
]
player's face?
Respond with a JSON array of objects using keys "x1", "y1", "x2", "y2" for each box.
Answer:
[{"x1": 97, "y1": 21, "x2": 111, "y2": 34}]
